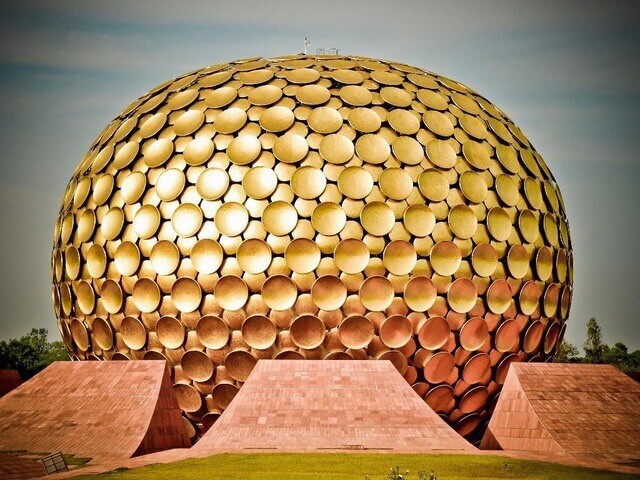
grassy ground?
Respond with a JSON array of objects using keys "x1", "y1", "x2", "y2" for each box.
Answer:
[{"x1": 74, "y1": 453, "x2": 639, "y2": 480}]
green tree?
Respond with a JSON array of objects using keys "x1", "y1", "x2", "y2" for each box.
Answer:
[
  {"x1": 555, "y1": 340, "x2": 580, "y2": 363},
  {"x1": 0, "y1": 328, "x2": 67, "y2": 379},
  {"x1": 583, "y1": 318, "x2": 606, "y2": 364}
]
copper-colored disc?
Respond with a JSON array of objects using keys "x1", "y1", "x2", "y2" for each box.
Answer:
[
  {"x1": 383, "y1": 240, "x2": 417, "y2": 276},
  {"x1": 359, "y1": 276, "x2": 394, "y2": 312},
  {"x1": 425, "y1": 384, "x2": 455, "y2": 413},
  {"x1": 132, "y1": 278, "x2": 161, "y2": 313},
  {"x1": 214, "y1": 275, "x2": 249, "y2": 311},
  {"x1": 486, "y1": 279, "x2": 512, "y2": 314},
  {"x1": 423, "y1": 352, "x2": 455, "y2": 383},
  {"x1": 459, "y1": 317, "x2": 489, "y2": 351},
  {"x1": 447, "y1": 278, "x2": 477, "y2": 313},
  {"x1": 211, "y1": 382, "x2": 238, "y2": 409},
  {"x1": 92, "y1": 317, "x2": 113, "y2": 351},
  {"x1": 237, "y1": 238, "x2": 272, "y2": 274},
  {"x1": 156, "y1": 315, "x2": 185, "y2": 349},
  {"x1": 417, "y1": 316, "x2": 450, "y2": 350},
  {"x1": 404, "y1": 276, "x2": 437, "y2": 312},
  {"x1": 459, "y1": 385, "x2": 489, "y2": 414},
  {"x1": 380, "y1": 314, "x2": 413, "y2": 348},
  {"x1": 495, "y1": 319, "x2": 520, "y2": 352},
  {"x1": 289, "y1": 314, "x2": 326, "y2": 349},
  {"x1": 462, "y1": 353, "x2": 491, "y2": 384},
  {"x1": 225, "y1": 349, "x2": 257, "y2": 382},
  {"x1": 285, "y1": 238, "x2": 321, "y2": 274},
  {"x1": 120, "y1": 316, "x2": 147, "y2": 350},
  {"x1": 173, "y1": 383, "x2": 202, "y2": 413},
  {"x1": 196, "y1": 315, "x2": 229, "y2": 349},
  {"x1": 311, "y1": 275, "x2": 347, "y2": 311},
  {"x1": 181, "y1": 350, "x2": 214, "y2": 382},
  {"x1": 338, "y1": 315, "x2": 374, "y2": 349},
  {"x1": 262, "y1": 275, "x2": 298, "y2": 311},
  {"x1": 523, "y1": 320, "x2": 544, "y2": 353},
  {"x1": 334, "y1": 239, "x2": 370, "y2": 274},
  {"x1": 171, "y1": 277, "x2": 202, "y2": 313},
  {"x1": 431, "y1": 241, "x2": 462, "y2": 276},
  {"x1": 242, "y1": 315, "x2": 277, "y2": 350}
]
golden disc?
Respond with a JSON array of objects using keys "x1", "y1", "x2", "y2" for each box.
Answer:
[
  {"x1": 459, "y1": 317, "x2": 489, "y2": 351},
  {"x1": 215, "y1": 202, "x2": 249, "y2": 237},
  {"x1": 423, "y1": 351, "x2": 455, "y2": 383},
  {"x1": 383, "y1": 240, "x2": 417, "y2": 275},
  {"x1": 359, "y1": 275, "x2": 394, "y2": 311},
  {"x1": 171, "y1": 277, "x2": 202, "y2": 313},
  {"x1": 259, "y1": 106, "x2": 295, "y2": 132},
  {"x1": 143, "y1": 138, "x2": 173, "y2": 167},
  {"x1": 334, "y1": 239, "x2": 369, "y2": 274},
  {"x1": 181, "y1": 350, "x2": 214, "y2": 382},
  {"x1": 448, "y1": 205, "x2": 477, "y2": 239},
  {"x1": 496, "y1": 144, "x2": 520, "y2": 174},
  {"x1": 139, "y1": 112, "x2": 167, "y2": 138},
  {"x1": 423, "y1": 111, "x2": 454, "y2": 137},
  {"x1": 92, "y1": 317, "x2": 114, "y2": 350},
  {"x1": 120, "y1": 316, "x2": 147, "y2": 350},
  {"x1": 191, "y1": 239, "x2": 223, "y2": 274},
  {"x1": 291, "y1": 166, "x2": 326, "y2": 199},
  {"x1": 132, "y1": 278, "x2": 161, "y2": 313},
  {"x1": 184, "y1": 137, "x2": 214, "y2": 166},
  {"x1": 262, "y1": 275, "x2": 298, "y2": 311},
  {"x1": 471, "y1": 243, "x2": 498, "y2": 277},
  {"x1": 285, "y1": 238, "x2": 321, "y2": 273},
  {"x1": 150, "y1": 240, "x2": 180, "y2": 275},
  {"x1": 225, "y1": 349, "x2": 257, "y2": 382},
  {"x1": 388, "y1": 109, "x2": 420, "y2": 135},
  {"x1": 403, "y1": 204, "x2": 435, "y2": 238},
  {"x1": 307, "y1": 107, "x2": 343, "y2": 134},
  {"x1": 447, "y1": 278, "x2": 477, "y2": 313},
  {"x1": 205, "y1": 86, "x2": 237, "y2": 108},
  {"x1": 237, "y1": 238, "x2": 272, "y2": 274},
  {"x1": 519, "y1": 280, "x2": 542, "y2": 315},
  {"x1": 295, "y1": 84, "x2": 330, "y2": 105},
  {"x1": 214, "y1": 275, "x2": 249, "y2": 311},
  {"x1": 462, "y1": 141, "x2": 490, "y2": 170},
  {"x1": 418, "y1": 169, "x2": 449, "y2": 202},
  {"x1": 459, "y1": 171, "x2": 488, "y2": 203},
  {"x1": 76, "y1": 281, "x2": 95, "y2": 315},
  {"x1": 426, "y1": 140, "x2": 457, "y2": 169},
  {"x1": 133, "y1": 204, "x2": 160, "y2": 239},
  {"x1": 360, "y1": 201, "x2": 395, "y2": 236},
  {"x1": 380, "y1": 86, "x2": 412, "y2": 107},
  {"x1": 243, "y1": 166, "x2": 278, "y2": 199},
  {"x1": 121, "y1": 171, "x2": 146, "y2": 204},
  {"x1": 197, "y1": 168, "x2": 229, "y2": 200},
  {"x1": 536, "y1": 246, "x2": 553, "y2": 281},
  {"x1": 417, "y1": 316, "x2": 450, "y2": 350},
  {"x1": 174, "y1": 109, "x2": 204, "y2": 136},
  {"x1": 242, "y1": 315, "x2": 277, "y2": 350},
  {"x1": 507, "y1": 244, "x2": 529, "y2": 279},
  {"x1": 404, "y1": 276, "x2": 437, "y2": 312},
  {"x1": 156, "y1": 315, "x2": 185, "y2": 349},
  {"x1": 248, "y1": 84, "x2": 283, "y2": 106},
  {"x1": 379, "y1": 167, "x2": 413, "y2": 200},
  {"x1": 70, "y1": 319, "x2": 90, "y2": 351},
  {"x1": 172, "y1": 203, "x2": 203, "y2": 237},
  {"x1": 487, "y1": 207, "x2": 512, "y2": 241},
  {"x1": 87, "y1": 244, "x2": 107, "y2": 279},
  {"x1": 100, "y1": 279, "x2": 123, "y2": 314},
  {"x1": 311, "y1": 275, "x2": 347, "y2": 311},
  {"x1": 284, "y1": 68, "x2": 320, "y2": 84},
  {"x1": 339, "y1": 85, "x2": 373, "y2": 106},
  {"x1": 273, "y1": 133, "x2": 309, "y2": 163},
  {"x1": 311, "y1": 202, "x2": 346, "y2": 236},
  {"x1": 101, "y1": 207, "x2": 124, "y2": 240},
  {"x1": 290, "y1": 314, "x2": 326, "y2": 348},
  {"x1": 215, "y1": 107, "x2": 247, "y2": 134},
  {"x1": 371, "y1": 70, "x2": 403, "y2": 86},
  {"x1": 380, "y1": 314, "x2": 412, "y2": 348},
  {"x1": 338, "y1": 315, "x2": 374, "y2": 349},
  {"x1": 459, "y1": 115, "x2": 487, "y2": 140},
  {"x1": 114, "y1": 241, "x2": 140, "y2": 276},
  {"x1": 319, "y1": 134, "x2": 355, "y2": 164},
  {"x1": 430, "y1": 241, "x2": 461, "y2": 276},
  {"x1": 173, "y1": 383, "x2": 202, "y2": 413},
  {"x1": 519, "y1": 209, "x2": 539, "y2": 243},
  {"x1": 196, "y1": 315, "x2": 229, "y2": 349},
  {"x1": 393, "y1": 136, "x2": 424, "y2": 165},
  {"x1": 227, "y1": 135, "x2": 262, "y2": 165},
  {"x1": 417, "y1": 89, "x2": 448, "y2": 110},
  {"x1": 337, "y1": 166, "x2": 373, "y2": 199},
  {"x1": 355, "y1": 134, "x2": 390, "y2": 165},
  {"x1": 487, "y1": 279, "x2": 512, "y2": 314},
  {"x1": 262, "y1": 200, "x2": 298, "y2": 236},
  {"x1": 496, "y1": 174, "x2": 519, "y2": 207},
  {"x1": 348, "y1": 108, "x2": 381, "y2": 133}
]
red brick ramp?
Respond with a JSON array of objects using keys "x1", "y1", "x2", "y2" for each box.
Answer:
[
  {"x1": 195, "y1": 360, "x2": 473, "y2": 453},
  {"x1": 0, "y1": 360, "x2": 191, "y2": 461},
  {"x1": 481, "y1": 363, "x2": 640, "y2": 467},
  {"x1": 0, "y1": 453, "x2": 45, "y2": 479}
]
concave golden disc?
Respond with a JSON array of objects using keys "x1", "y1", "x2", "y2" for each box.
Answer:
[
  {"x1": 536, "y1": 246, "x2": 553, "y2": 281},
  {"x1": 248, "y1": 84, "x2": 283, "y2": 106},
  {"x1": 291, "y1": 166, "x2": 326, "y2": 199},
  {"x1": 184, "y1": 137, "x2": 214, "y2": 166},
  {"x1": 172, "y1": 203, "x2": 203, "y2": 237},
  {"x1": 448, "y1": 205, "x2": 477, "y2": 239},
  {"x1": 101, "y1": 207, "x2": 124, "y2": 240},
  {"x1": 173, "y1": 383, "x2": 202, "y2": 413},
  {"x1": 496, "y1": 174, "x2": 519, "y2": 207},
  {"x1": 225, "y1": 349, "x2": 257, "y2": 382},
  {"x1": 121, "y1": 171, "x2": 146, "y2": 204},
  {"x1": 459, "y1": 171, "x2": 488, "y2": 203},
  {"x1": 196, "y1": 315, "x2": 229, "y2": 349},
  {"x1": 487, "y1": 279, "x2": 512, "y2": 314},
  {"x1": 311, "y1": 275, "x2": 347, "y2": 311},
  {"x1": 227, "y1": 135, "x2": 261, "y2": 165},
  {"x1": 519, "y1": 209, "x2": 539, "y2": 244},
  {"x1": 156, "y1": 315, "x2": 185, "y2": 349},
  {"x1": 447, "y1": 278, "x2": 477, "y2": 313},
  {"x1": 407, "y1": 73, "x2": 438, "y2": 89},
  {"x1": 403, "y1": 204, "x2": 435, "y2": 238},
  {"x1": 462, "y1": 353, "x2": 490, "y2": 384},
  {"x1": 334, "y1": 239, "x2": 369, "y2": 274},
  {"x1": 92, "y1": 317, "x2": 113, "y2": 350},
  {"x1": 380, "y1": 86, "x2": 412, "y2": 107},
  {"x1": 76, "y1": 281, "x2": 95, "y2": 315},
  {"x1": 191, "y1": 239, "x2": 223, "y2": 274},
  {"x1": 150, "y1": 240, "x2": 180, "y2": 275},
  {"x1": 519, "y1": 280, "x2": 542, "y2": 315},
  {"x1": 215, "y1": 107, "x2": 247, "y2": 134},
  {"x1": 262, "y1": 275, "x2": 298, "y2": 311},
  {"x1": 214, "y1": 275, "x2": 248, "y2": 311},
  {"x1": 132, "y1": 278, "x2": 161, "y2": 313},
  {"x1": 495, "y1": 319, "x2": 520, "y2": 352},
  {"x1": 423, "y1": 351, "x2": 455, "y2": 383},
  {"x1": 383, "y1": 240, "x2": 417, "y2": 275},
  {"x1": 284, "y1": 68, "x2": 320, "y2": 84},
  {"x1": 360, "y1": 201, "x2": 395, "y2": 236},
  {"x1": 197, "y1": 168, "x2": 229, "y2": 200},
  {"x1": 423, "y1": 111, "x2": 454, "y2": 137},
  {"x1": 319, "y1": 134, "x2": 355, "y2": 165},
  {"x1": 143, "y1": 138, "x2": 173, "y2": 167},
  {"x1": 371, "y1": 70, "x2": 403, "y2": 86},
  {"x1": 114, "y1": 241, "x2": 140, "y2": 276},
  {"x1": 379, "y1": 167, "x2": 413, "y2": 200},
  {"x1": 417, "y1": 89, "x2": 448, "y2": 111},
  {"x1": 120, "y1": 316, "x2": 147, "y2": 350},
  {"x1": 133, "y1": 204, "x2": 160, "y2": 239},
  {"x1": 238, "y1": 68, "x2": 273, "y2": 84},
  {"x1": 462, "y1": 141, "x2": 490, "y2": 170},
  {"x1": 418, "y1": 169, "x2": 449, "y2": 202},
  {"x1": 543, "y1": 283, "x2": 560, "y2": 317},
  {"x1": 507, "y1": 244, "x2": 529, "y2": 279},
  {"x1": 404, "y1": 276, "x2": 437, "y2": 312},
  {"x1": 87, "y1": 244, "x2": 107, "y2": 279},
  {"x1": 392, "y1": 136, "x2": 424, "y2": 165},
  {"x1": 471, "y1": 243, "x2": 498, "y2": 277},
  {"x1": 262, "y1": 201, "x2": 298, "y2": 236},
  {"x1": 487, "y1": 207, "x2": 512, "y2": 241},
  {"x1": 380, "y1": 314, "x2": 412, "y2": 348},
  {"x1": 523, "y1": 320, "x2": 544, "y2": 353},
  {"x1": 417, "y1": 316, "x2": 450, "y2": 350},
  {"x1": 295, "y1": 84, "x2": 330, "y2": 105},
  {"x1": 171, "y1": 277, "x2": 202, "y2": 313},
  {"x1": 388, "y1": 109, "x2": 420, "y2": 135},
  {"x1": 430, "y1": 241, "x2": 461, "y2": 276},
  {"x1": 359, "y1": 275, "x2": 394, "y2": 311},
  {"x1": 544, "y1": 322, "x2": 561, "y2": 354},
  {"x1": 242, "y1": 315, "x2": 277, "y2": 350},
  {"x1": 285, "y1": 238, "x2": 321, "y2": 274},
  {"x1": 337, "y1": 166, "x2": 373, "y2": 199},
  {"x1": 206, "y1": 86, "x2": 237, "y2": 108},
  {"x1": 93, "y1": 173, "x2": 114, "y2": 205},
  {"x1": 70, "y1": 319, "x2": 89, "y2": 351},
  {"x1": 425, "y1": 384, "x2": 455, "y2": 413},
  {"x1": 459, "y1": 115, "x2": 487, "y2": 140},
  {"x1": 459, "y1": 317, "x2": 489, "y2": 351},
  {"x1": 496, "y1": 144, "x2": 520, "y2": 173},
  {"x1": 339, "y1": 85, "x2": 373, "y2": 106},
  {"x1": 139, "y1": 112, "x2": 167, "y2": 138},
  {"x1": 426, "y1": 139, "x2": 457, "y2": 169},
  {"x1": 215, "y1": 202, "x2": 249, "y2": 237},
  {"x1": 237, "y1": 238, "x2": 272, "y2": 274},
  {"x1": 355, "y1": 134, "x2": 390, "y2": 165},
  {"x1": 338, "y1": 315, "x2": 374, "y2": 349},
  {"x1": 259, "y1": 106, "x2": 295, "y2": 132},
  {"x1": 289, "y1": 314, "x2": 326, "y2": 348},
  {"x1": 273, "y1": 133, "x2": 309, "y2": 163},
  {"x1": 311, "y1": 202, "x2": 346, "y2": 236},
  {"x1": 64, "y1": 246, "x2": 80, "y2": 279},
  {"x1": 181, "y1": 350, "x2": 214, "y2": 382},
  {"x1": 100, "y1": 279, "x2": 123, "y2": 314},
  {"x1": 174, "y1": 109, "x2": 204, "y2": 136},
  {"x1": 76, "y1": 209, "x2": 96, "y2": 242},
  {"x1": 243, "y1": 167, "x2": 278, "y2": 199},
  {"x1": 307, "y1": 107, "x2": 343, "y2": 134}
]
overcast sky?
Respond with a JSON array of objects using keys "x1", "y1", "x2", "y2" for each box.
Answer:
[{"x1": 0, "y1": 0, "x2": 638, "y2": 350}]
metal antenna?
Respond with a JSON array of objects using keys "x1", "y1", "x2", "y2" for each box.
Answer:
[{"x1": 304, "y1": 36, "x2": 311, "y2": 55}]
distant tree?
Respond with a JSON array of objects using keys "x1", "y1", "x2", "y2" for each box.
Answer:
[
  {"x1": 555, "y1": 340, "x2": 580, "y2": 363},
  {"x1": 0, "y1": 328, "x2": 67, "y2": 379},
  {"x1": 583, "y1": 318, "x2": 606, "y2": 364}
]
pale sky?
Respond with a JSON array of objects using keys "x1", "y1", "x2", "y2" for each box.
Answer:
[{"x1": 0, "y1": 0, "x2": 638, "y2": 350}]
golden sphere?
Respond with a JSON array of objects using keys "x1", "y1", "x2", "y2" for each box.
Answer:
[{"x1": 52, "y1": 54, "x2": 572, "y2": 442}]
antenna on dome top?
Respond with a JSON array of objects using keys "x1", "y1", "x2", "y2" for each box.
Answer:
[{"x1": 304, "y1": 36, "x2": 311, "y2": 55}]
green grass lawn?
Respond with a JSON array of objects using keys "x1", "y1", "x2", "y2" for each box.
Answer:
[{"x1": 73, "y1": 453, "x2": 639, "y2": 480}]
